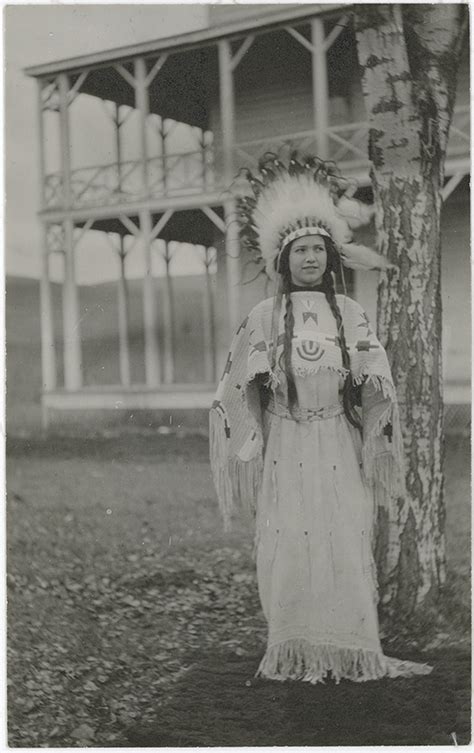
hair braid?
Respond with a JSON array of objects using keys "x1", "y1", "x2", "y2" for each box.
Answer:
[
  {"x1": 281, "y1": 275, "x2": 298, "y2": 413},
  {"x1": 322, "y1": 269, "x2": 362, "y2": 432},
  {"x1": 276, "y1": 236, "x2": 361, "y2": 428}
]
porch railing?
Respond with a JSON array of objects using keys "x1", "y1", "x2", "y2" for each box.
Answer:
[{"x1": 43, "y1": 105, "x2": 470, "y2": 210}]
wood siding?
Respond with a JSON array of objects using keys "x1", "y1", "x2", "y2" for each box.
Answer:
[
  {"x1": 355, "y1": 181, "x2": 470, "y2": 394},
  {"x1": 210, "y1": 27, "x2": 364, "y2": 148},
  {"x1": 210, "y1": 26, "x2": 468, "y2": 153}
]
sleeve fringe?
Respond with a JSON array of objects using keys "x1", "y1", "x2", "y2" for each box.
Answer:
[
  {"x1": 361, "y1": 401, "x2": 406, "y2": 508},
  {"x1": 209, "y1": 408, "x2": 263, "y2": 531}
]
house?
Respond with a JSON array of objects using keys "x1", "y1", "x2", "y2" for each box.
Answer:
[{"x1": 25, "y1": 4, "x2": 470, "y2": 428}]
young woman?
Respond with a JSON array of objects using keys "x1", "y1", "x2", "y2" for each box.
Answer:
[{"x1": 210, "y1": 154, "x2": 431, "y2": 683}]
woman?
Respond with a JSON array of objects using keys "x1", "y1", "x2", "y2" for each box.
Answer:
[{"x1": 210, "y1": 154, "x2": 431, "y2": 684}]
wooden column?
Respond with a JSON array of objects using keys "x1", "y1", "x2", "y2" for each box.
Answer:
[
  {"x1": 40, "y1": 228, "x2": 57, "y2": 392},
  {"x1": 219, "y1": 41, "x2": 241, "y2": 335},
  {"x1": 311, "y1": 18, "x2": 329, "y2": 158},
  {"x1": 37, "y1": 80, "x2": 57, "y2": 394},
  {"x1": 140, "y1": 209, "x2": 160, "y2": 385},
  {"x1": 202, "y1": 248, "x2": 217, "y2": 383},
  {"x1": 62, "y1": 219, "x2": 82, "y2": 390},
  {"x1": 202, "y1": 131, "x2": 214, "y2": 192},
  {"x1": 58, "y1": 73, "x2": 73, "y2": 207},
  {"x1": 117, "y1": 237, "x2": 131, "y2": 387},
  {"x1": 36, "y1": 80, "x2": 46, "y2": 210},
  {"x1": 58, "y1": 73, "x2": 82, "y2": 390},
  {"x1": 218, "y1": 39, "x2": 235, "y2": 185},
  {"x1": 162, "y1": 242, "x2": 175, "y2": 384},
  {"x1": 135, "y1": 59, "x2": 159, "y2": 384},
  {"x1": 223, "y1": 200, "x2": 241, "y2": 333},
  {"x1": 134, "y1": 57, "x2": 150, "y2": 193},
  {"x1": 115, "y1": 103, "x2": 122, "y2": 192},
  {"x1": 159, "y1": 117, "x2": 168, "y2": 194}
]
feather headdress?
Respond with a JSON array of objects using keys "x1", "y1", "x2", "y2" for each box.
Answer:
[{"x1": 236, "y1": 153, "x2": 391, "y2": 279}]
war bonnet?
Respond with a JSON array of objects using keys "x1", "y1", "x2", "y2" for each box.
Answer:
[{"x1": 236, "y1": 153, "x2": 393, "y2": 279}]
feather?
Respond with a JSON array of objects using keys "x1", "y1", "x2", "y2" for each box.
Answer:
[
  {"x1": 234, "y1": 152, "x2": 398, "y2": 278},
  {"x1": 340, "y1": 243, "x2": 395, "y2": 271},
  {"x1": 336, "y1": 196, "x2": 375, "y2": 229}
]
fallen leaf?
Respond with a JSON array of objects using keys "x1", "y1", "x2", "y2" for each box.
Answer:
[{"x1": 70, "y1": 723, "x2": 95, "y2": 740}]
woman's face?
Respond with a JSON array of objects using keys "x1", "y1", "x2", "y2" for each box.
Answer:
[{"x1": 288, "y1": 234, "x2": 327, "y2": 287}]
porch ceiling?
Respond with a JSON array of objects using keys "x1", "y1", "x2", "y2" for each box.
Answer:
[
  {"x1": 79, "y1": 205, "x2": 224, "y2": 246},
  {"x1": 76, "y1": 47, "x2": 216, "y2": 130}
]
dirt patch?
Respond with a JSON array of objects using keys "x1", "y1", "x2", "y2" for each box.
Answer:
[{"x1": 126, "y1": 648, "x2": 470, "y2": 747}]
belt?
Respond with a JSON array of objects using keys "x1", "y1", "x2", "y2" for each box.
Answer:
[{"x1": 266, "y1": 397, "x2": 345, "y2": 422}]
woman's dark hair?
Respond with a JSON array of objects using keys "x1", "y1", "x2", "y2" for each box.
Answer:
[{"x1": 276, "y1": 237, "x2": 362, "y2": 431}]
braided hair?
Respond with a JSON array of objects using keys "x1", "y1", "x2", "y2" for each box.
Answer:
[{"x1": 276, "y1": 237, "x2": 362, "y2": 431}]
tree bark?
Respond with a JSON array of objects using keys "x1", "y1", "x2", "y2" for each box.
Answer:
[{"x1": 354, "y1": 4, "x2": 466, "y2": 616}]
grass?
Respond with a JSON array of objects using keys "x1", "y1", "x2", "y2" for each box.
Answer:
[{"x1": 6, "y1": 432, "x2": 471, "y2": 747}]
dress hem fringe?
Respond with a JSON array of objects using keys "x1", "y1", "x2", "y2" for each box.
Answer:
[{"x1": 255, "y1": 639, "x2": 433, "y2": 684}]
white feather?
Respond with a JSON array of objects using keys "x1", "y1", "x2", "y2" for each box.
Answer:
[
  {"x1": 336, "y1": 197, "x2": 375, "y2": 229},
  {"x1": 253, "y1": 175, "x2": 351, "y2": 266},
  {"x1": 340, "y1": 243, "x2": 394, "y2": 271}
]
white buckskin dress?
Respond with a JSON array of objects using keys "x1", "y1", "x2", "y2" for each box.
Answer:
[{"x1": 210, "y1": 291, "x2": 432, "y2": 683}]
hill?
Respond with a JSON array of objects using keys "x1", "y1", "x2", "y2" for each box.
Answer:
[{"x1": 6, "y1": 274, "x2": 215, "y2": 432}]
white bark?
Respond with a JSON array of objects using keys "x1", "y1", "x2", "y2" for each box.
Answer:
[{"x1": 354, "y1": 4, "x2": 465, "y2": 615}]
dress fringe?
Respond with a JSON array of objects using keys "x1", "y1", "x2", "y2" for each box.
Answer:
[
  {"x1": 209, "y1": 407, "x2": 262, "y2": 531},
  {"x1": 361, "y1": 392, "x2": 406, "y2": 507},
  {"x1": 256, "y1": 639, "x2": 433, "y2": 685}
]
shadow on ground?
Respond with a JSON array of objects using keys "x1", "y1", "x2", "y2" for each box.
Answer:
[{"x1": 126, "y1": 648, "x2": 470, "y2": 747}]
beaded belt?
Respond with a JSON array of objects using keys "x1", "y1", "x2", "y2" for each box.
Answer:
[{"x1": 266, "y1": 397, "x2": 345, "y2": 422}]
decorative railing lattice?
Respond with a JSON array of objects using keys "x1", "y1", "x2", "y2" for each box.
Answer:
[
  {"x1": 234, "y1": 120, "x2": 370, "y2": 173},
  {"x1": 43, "y1": 148, "x2": 217, "y2": 209},
  {"x1": 43, "y1": 106, "x2": 469, "y2": 209}
]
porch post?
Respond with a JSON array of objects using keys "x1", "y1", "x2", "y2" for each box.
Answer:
[
  {"x1": 58, "y1": 72, "x2": 82, "y2": 390},
  {"x1": 117, "y1": 237, "x2": 131, "y2": 387},
  {"x1": 134, "y1": 57, "x2": 150, "y2": 193},
  {"x1": 115, "y1": 103, "x2": 122, "y2": 193},
  {"x1": 140, "y1": 208, "x2": 160, "y2": 385},
  {"x1": 223, "y1": 199, "x2": 241, "y2": 332},
  {"x1": 159, "y1": 117, "x2": 168, "y2": 195},
  {"x1": 37, "y1": 80, "x2": 57, "y2": 393},
  {"x1": 40, "y1": 226, "x2": 57, "y2": 392},
  {"x1": 219, "y1": 41, "x2": 241, "y2": 334},
  {"x1": 36, "y1": 79, "x2": 46, "y2": 210},
  {"x1": 311, "y1": 18, "x2": 329, "y2": 158},
  {"x1": 218, "y1": 39, "x2": 235, "y2": 185},
  {"x1": 162, "y1": 242, "x2": 175, "y2": 384},
  {"x1": 202, "y1": 248, "x2": 217, "y2": 382},
  {"x1": 62, "y1": 219, "x2": 82, "y2": 390},
  {"x1": 58, "y1": 73, "x2": 73, "y2": 207},
  {"x1": 135, "y1": 58, "x2": 159, "y2": 384}
]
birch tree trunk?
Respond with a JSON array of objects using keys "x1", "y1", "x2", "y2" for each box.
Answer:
[{"x1": 354, "y1": 4, "x2": 467, "y2": 618}]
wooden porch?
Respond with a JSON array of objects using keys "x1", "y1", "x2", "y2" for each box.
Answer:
[{"x1": 25, "y1": 6, "x2": 470, "y2": 426}]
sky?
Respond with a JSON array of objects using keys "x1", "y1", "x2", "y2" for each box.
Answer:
[{"x1": 4, "y1": 3, "x2": 211, "y2": 284}]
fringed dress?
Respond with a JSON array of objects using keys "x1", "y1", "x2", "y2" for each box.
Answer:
[{"x1": 210, "y1": 291, "x2": 432, "y2": 683}]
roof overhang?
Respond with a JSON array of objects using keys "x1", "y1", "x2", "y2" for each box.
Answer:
[{"x1": 24, "y1": 3, "x2": 347, "y2": 78}]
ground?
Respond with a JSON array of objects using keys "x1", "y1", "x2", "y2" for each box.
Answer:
[{"x1": 7, "y1": 431, "x2": 471, "y2": 747}]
